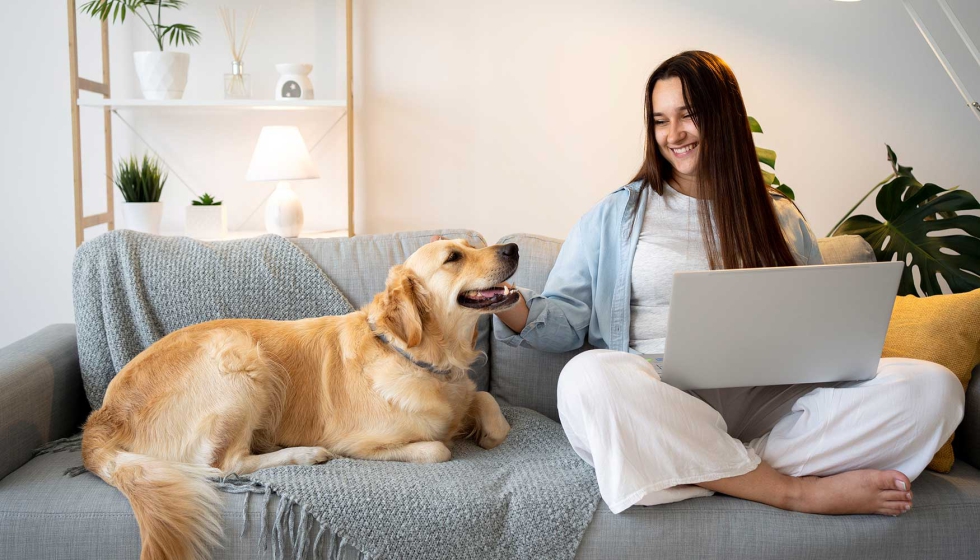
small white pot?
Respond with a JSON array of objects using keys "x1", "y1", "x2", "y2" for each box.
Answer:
[
  {"x1": 133, "y1": 51, "x2": 190, "y2": 100},
  {"x1": 185, "y1": 205, "x2": 227, "y2": 240},
  {"x1": 122, "y1": 202, "x2": 163, "y2": 234}
]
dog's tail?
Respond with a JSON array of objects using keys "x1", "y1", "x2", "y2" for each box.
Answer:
[{"x1": 82, "y1": 419, "x2": 223, "y2": 560}]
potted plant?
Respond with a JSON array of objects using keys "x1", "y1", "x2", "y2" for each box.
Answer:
[
  {"x1": 81, "y1": 0, "x2": 202, "y2": 100},
  {"x1": 830, "y1": 146, "x2": 980, "y2": 296},
  {"x1": 185, "y1": 193, "x2": 227, "y2": 240},
  {"x1": 115, "y1": 154, "x2": 167, "y2": 234}
]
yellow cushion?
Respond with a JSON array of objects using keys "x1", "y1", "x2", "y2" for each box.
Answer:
[{"x1": 881, "y1": 288, "x2": 980, "y2": 472}]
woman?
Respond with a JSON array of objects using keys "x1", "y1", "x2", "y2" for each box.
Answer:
[{"x1": 493, "y1": 51, "x2": 963, "y2": 516}]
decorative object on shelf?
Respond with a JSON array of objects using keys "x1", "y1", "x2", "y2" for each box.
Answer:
[
  {"x1": 80, "y1": 0, "x2": 201, "y2": 100},
  {"x1": 219, "y1": 6, "x2": 257, "y2": 100},
  {"x1": 114, "y1": 154, "x2": 167, "y2": 235},
  {"x1": 185, "y1": 193, "x2": 227, "y2": 240},
  {"x1": 245, "y1": 126, "x2": 320, "y2": 237},
  {"x1": 275, "y1": 64, "x2": 315, "y2": 100},
  {"x1": 830, "y1": 145, "x2": 980, "y2": 297}
]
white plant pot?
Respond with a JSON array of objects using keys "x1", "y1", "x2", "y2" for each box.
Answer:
[
  {"x1": 185, "y1": 205, "x2": 227, "y2": 240},
  {"x1": 123, "y1": 202, "x2": 163, "y2": 235},
  {"x1": 133, "y1": 51, "x2": 190, "y2": 100}
]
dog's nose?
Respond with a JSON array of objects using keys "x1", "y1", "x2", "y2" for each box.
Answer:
[{"x1": 497, "y1": 243, "x2": 519, "y2": 261}]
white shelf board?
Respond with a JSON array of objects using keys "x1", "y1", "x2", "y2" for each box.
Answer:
[
  {"x1": 159, "y1": 229, "x2": 349, "y2": 241},
  {"x1": 78, "y1": 99, "x2": 346, "y2": 111}
]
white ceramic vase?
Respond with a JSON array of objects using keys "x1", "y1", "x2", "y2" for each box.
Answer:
[
  {"x1": 123, "y1": 202, "x2": 164, "y2": 234},
  {"x1": 133, "y1": 51, "x2": 190, "y2": 100},
  {"x1": 185, "y1": 205, "x2": 227, "y2": 240}
]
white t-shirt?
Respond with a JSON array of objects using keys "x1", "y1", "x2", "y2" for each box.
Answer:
[
  {"x1": 628, "y1": 183, "x2": 811, "y2": 354},
  {"x1": 629, "y1": 183, "x2": 709, "y2": 354}
]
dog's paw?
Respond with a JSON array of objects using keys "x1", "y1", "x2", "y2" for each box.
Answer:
[
  {"x1": 477, "y1": 416, "x2": 510, "y2": 450},
  {"x1": 411, "y1": 441, "x2": 452, "y2": 464},
  {"x1": 289, "y1": 447, "x2": 333, "y2": 465}
]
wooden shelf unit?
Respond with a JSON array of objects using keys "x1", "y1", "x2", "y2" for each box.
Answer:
[{"x1": 67, "y1": 0, "x2": 356, "y2": 246}]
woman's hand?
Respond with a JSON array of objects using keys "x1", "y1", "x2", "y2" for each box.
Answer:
[{"x1": 494, "y1": 281, "x2": 530, "y2": 333}]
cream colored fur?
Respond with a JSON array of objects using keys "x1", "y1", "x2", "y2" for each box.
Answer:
[{"x1": 81, "y1": 239, "x2": 516, "y2": 560}]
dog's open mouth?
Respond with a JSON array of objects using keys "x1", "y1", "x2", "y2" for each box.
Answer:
[{"x1": 457, "y1": 285, "x2": 520, "y2": 310}]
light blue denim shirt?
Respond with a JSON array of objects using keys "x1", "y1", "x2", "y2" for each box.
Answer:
[{"x1": 495, "y1": 180, "x2": 824, "y2": 353}]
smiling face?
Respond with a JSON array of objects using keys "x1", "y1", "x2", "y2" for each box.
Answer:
[
  {"x1": 652, "y1": 76, "x2": 700, "y2": 192},
  {"x1": 404, "y1": 239, "x2": 520, "y2": 315}
]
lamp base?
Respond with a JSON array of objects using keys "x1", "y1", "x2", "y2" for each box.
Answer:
[{"x1": 265, "y1": 181, "x2": 304, "y2": 237}]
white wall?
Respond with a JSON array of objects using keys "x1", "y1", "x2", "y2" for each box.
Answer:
[
  {"x1": 355, "y1": 0, "x2": 980, "y2": 244},
  {"x1": 2, "y1": 0, "x2": 980, "y2": 347}
]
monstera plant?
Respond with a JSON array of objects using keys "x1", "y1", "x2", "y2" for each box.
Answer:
[{"x1": 829, "y1": 146, "x2": 980, "y2": 297}]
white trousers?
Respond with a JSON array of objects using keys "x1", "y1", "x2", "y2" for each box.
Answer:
[{"x1": 556, "y1": 350, "x2": 965, "y2": 514}]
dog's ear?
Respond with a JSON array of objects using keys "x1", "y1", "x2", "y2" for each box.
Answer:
[{"x1": 377, "y1": 265, "x2": 431, "y2": 348}]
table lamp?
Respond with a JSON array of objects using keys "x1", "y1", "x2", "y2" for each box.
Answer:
[{"x1": 245, "y1": 126, "x2": 320, "y2": 237}]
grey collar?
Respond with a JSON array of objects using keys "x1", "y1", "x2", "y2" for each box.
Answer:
[{"x1": 368, "y1": 321, "x2": 454, "y2": 376}]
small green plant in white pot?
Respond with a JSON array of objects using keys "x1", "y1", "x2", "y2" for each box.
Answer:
[
  {"x1": 185, "y1": 193, "x2": 227, "y2": 240},
  {"x1": 115, "y1": 154, "x2": 167, "y2": 234},
  {"x1": 81, "y1": 0, "x2": 201, "y2": 100}
]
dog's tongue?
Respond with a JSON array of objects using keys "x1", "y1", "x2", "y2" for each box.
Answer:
[
  {"x1": 472, "y1": 288, "x2": 501, "y2": 299},
  {"x1": 463, "y1": 286, "x2": 509, "y2": 300}
]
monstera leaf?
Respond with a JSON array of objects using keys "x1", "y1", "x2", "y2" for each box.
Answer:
[{"x1": 833, "y1": 173, "x2": 980, "y2": 297}]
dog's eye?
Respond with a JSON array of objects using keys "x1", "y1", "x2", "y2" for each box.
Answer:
[{"x1": 444, "y1": 251, "x2": 462, "y2": 264}]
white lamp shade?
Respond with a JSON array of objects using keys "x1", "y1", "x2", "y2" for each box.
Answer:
[{"x1": 245, "y1": 126, "x2": 320, "y2": 182}]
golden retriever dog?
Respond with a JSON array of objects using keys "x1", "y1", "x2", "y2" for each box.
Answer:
[{"x1": 81, "y1": 239, "x2": 520, "y2": 560}]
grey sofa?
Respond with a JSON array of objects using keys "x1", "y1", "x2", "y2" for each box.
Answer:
[{"x1": 1, "y1": 229, "x2": 978, "y2": 559}]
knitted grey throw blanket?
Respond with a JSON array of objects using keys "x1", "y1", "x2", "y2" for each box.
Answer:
[
  {"x1": 73, "y1": 230, "x2": 354, "y2": 409},
  {"x1": 58, "y1": 229, "x2": 602, "y2": 560}
]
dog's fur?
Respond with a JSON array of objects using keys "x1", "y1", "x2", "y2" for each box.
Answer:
[{"x1": 81, "y1": 239, "x2": 520, "y2": 560}]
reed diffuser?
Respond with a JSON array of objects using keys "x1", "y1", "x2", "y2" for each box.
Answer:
[{"x1": 219, "y1": 6, "x2": 258, "y2": 99}]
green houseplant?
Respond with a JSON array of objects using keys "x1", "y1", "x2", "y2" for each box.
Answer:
[
  {"x1": 80, "y1": 0, "x2": 202, "y2": 100},
  {"x1": 116, "y1": 154, "x2": 167, "y2": 235},
  {"x1": 749, "y1": 117, "x2": 794, "y2": 201},
  {"x1": 186, "y1": 193, "x2": 227, "y2": 240},
  {"x1": 829, "y1": 146, "x2": 980, "y2": 297}
]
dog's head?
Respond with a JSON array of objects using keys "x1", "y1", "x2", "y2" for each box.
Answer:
[{"x1": 372, "y1": 239, "x2": 520, "y2": 348}]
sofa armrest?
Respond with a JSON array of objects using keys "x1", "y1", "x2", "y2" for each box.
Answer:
[
  {"x1": 957, "y1": 365, "x2": 980, "y2": 470},
  {"x1": 0, "y1": 324, "x2": 90, "y2": 481}
]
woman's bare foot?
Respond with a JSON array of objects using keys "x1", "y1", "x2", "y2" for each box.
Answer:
[
  {"x1": 697, "y1": 461, "x2": 913, "y2": 517},
  {"x1": 788, "y1": 469, "x2": 913, "y2": 516}
]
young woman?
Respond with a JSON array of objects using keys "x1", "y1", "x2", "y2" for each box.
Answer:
[{"x1": 494, "y1": 51, "x2": 964, "y2": 516}]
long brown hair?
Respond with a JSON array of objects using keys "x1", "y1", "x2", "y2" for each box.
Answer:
[{"x1": 631, "y1": 50, "x2": 797, "y2": 269}]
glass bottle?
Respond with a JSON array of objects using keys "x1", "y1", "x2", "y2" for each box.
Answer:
[{"x1": 224, "y1": 60, "x2": 252, "y2": 99}]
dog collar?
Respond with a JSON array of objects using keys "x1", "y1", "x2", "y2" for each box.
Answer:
[{"x1": 368, "y1": 321, "x2": 454, "y2": 376}]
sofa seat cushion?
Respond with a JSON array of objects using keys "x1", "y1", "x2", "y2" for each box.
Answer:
[
  {"x1": 576, "y1": 460, "x2": 980, "y2": 560},
  {"x1": 0, "y1": 451, "x2": 363, "y2": 560}
]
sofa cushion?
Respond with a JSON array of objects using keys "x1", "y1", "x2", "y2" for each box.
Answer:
[
  {"x1": 576, "y1": 460, "x2": 980, "y2": 559},
  {"x1": 0, "y1": 451, "x2": 365, "y2": 560},
  {"x1": 881, "y1": 289, "x2": 980, "y2": 472},
  {"x1": 3, "y1": 446, "x2": 978, "y2": 560},
  {"x1": 291, "y1": 229, "x2": 493, "y2": 392},
  {"x1": 489, "y1": 234, "x2": 876, "y2": 421},
  {"x1": 817, "y1": 234, "x2": 876, "y2": 264},
  {"x1": 490, "y1": 234, "x2": 590, "y2": 421}
]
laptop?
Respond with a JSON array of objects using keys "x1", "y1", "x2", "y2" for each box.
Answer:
[{"x1": 643, "y1": 261, "x2": 903, "y2": 390}]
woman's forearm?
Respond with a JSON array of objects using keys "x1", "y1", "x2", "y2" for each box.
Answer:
[{"x1": 496, "y1": 291, "x2": 530, "y2": 334}]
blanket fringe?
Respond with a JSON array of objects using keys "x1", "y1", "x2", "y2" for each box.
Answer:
[
  {"x1": 36, "y1": 441, "x2": 371, "y2": 560},
  {"x1": 216, "y1": 476, "x2": 372, "y2": 560}
]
